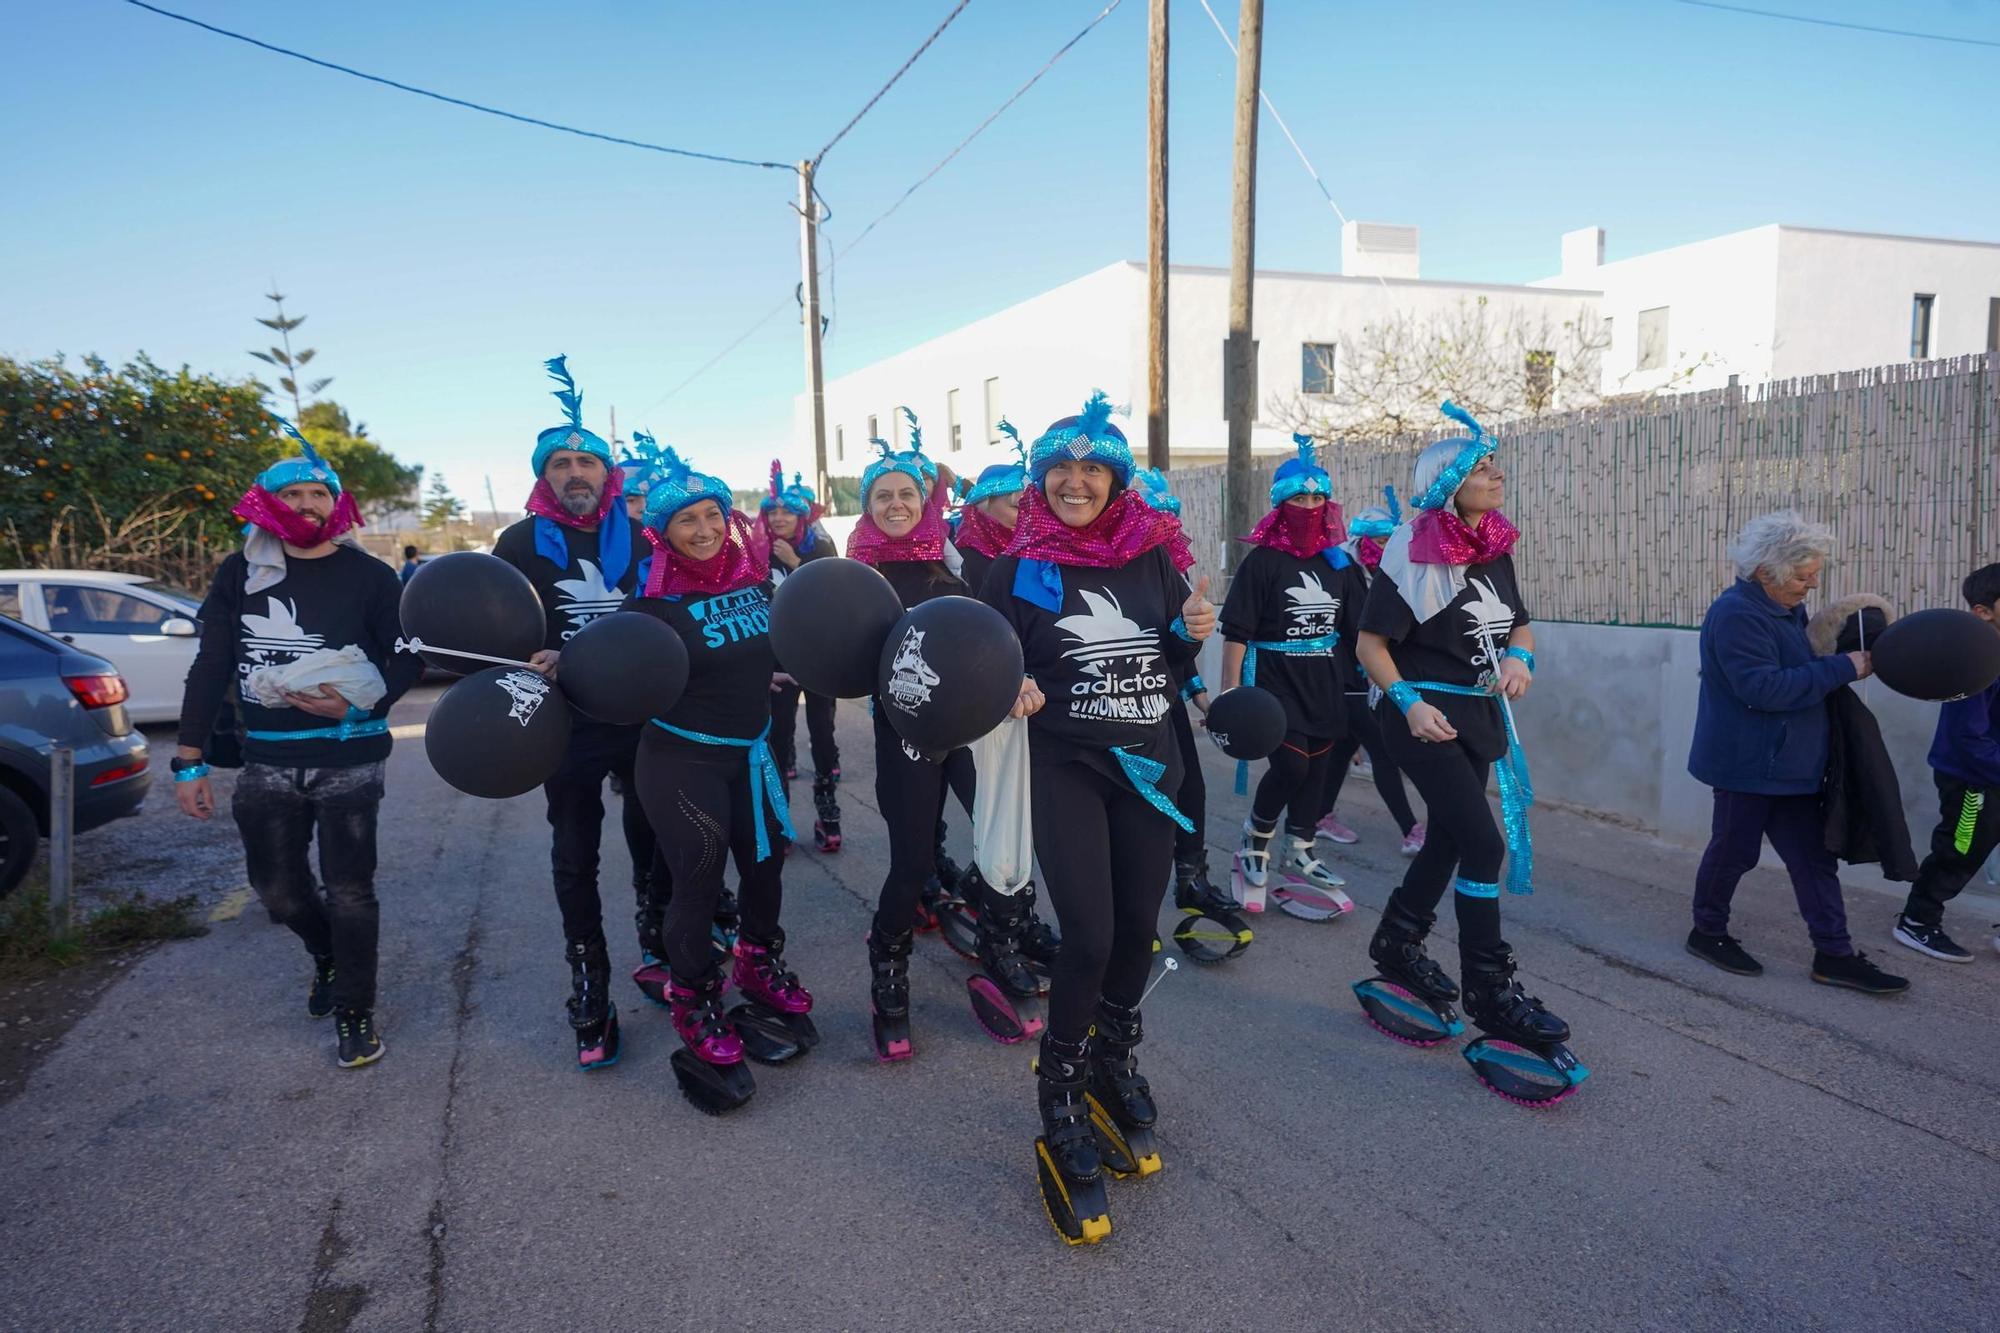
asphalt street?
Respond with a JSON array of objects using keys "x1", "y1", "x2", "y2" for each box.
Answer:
[{"x1": 3, "y1": 685, "x2": 1997, "y2": 1332}]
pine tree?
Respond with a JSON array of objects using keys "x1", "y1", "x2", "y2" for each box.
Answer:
[
  {"x1": 421, "y1": 473, "x2": 466, "y2": 529},
  {"x1": 248, "y1": 289, "x2": 333, "y2": 419}
]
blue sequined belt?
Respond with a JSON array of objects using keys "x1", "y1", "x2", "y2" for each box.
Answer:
[
  {"x1": 1110, "y1": 746, "x2": 1194, "y2": 834},
  {"x1": 1402, "y1": 679, "x2": 1535, "y2": 895},
  {"x1": 1235, "y1": 632, "x2": 1340, "y2": 794},
  {"x1": 246, "y1": 717, "x2": 389, "y2": 743},
  {"x1": 649, "y1": 719, "x2": 795, "y2": 861}
]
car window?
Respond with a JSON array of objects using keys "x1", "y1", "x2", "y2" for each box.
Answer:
[
  {"x1": 44, "y1": 585, "x2": 174, "y2": 634},
  {"x1": 0, "y1": 583, "x2": 19, "y2": 622},
  {"x1": 130, "y1": 579, "x2": 205, "y2": 612}
]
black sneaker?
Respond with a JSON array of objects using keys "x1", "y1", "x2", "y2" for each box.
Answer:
[
  {"x1": 1891, "y1": 916, "x2": 1973, "y2": 964},
  {"x1": 307, "y1": 955, "x2": 337, "y2": 1019},
  {"x1": 1810, "y1": 949, "x2": 1910, "y2": 995},
  {"x1": 335, "y1": 1010, "x2": 385, "y2": 1068},
  {"x1": 1686, "y1": 929, "x2": 1762, "y2": 976}
]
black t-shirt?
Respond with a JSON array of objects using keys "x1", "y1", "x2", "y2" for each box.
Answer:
[
  {"x1": 1220, "y1": 544, "x2": 1360, "y2": 739},
  {"x1": 982, "y1": 548, "x2": 1197, "y2": 790},
  {"x1": 956, "y1": 544, "x2": 995, "y2": 602},
  {"x1": 1359, "y1": 553, "x2": 1530, "y2": 763},
  {"x1": 492, "y1": 515, "x2": 646, "y2": 652},
  {"x1": 876, "y1": 559, "x2": 966, "y2": 610},
  {"x1": 623, "y1": 579, "x2": 778, "y2": 751},
  {"x1": 768, "y1": 522, "x2": 834, "y2": 592},
  {"x1": 177, "y1": 546, "x2": 420, "y2": 767}
]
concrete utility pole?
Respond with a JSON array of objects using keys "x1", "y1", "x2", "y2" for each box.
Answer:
[
  {"x1": 1145, "y1": 0, "x2": 1170, "y2": 471},
  {"x1": 1222, "y1": 0, "x2": 1263, "y2": 573},
  {"x1": 797, "y1": 160, "x2": 832, "y2": 508}
]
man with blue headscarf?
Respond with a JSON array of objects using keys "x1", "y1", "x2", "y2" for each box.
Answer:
[{"x1": 491, "y1": 357, "x2": 655, "y2": 1071}]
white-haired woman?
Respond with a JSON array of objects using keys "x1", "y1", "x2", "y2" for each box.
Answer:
[{"x1": 1685, "y1": 510, "x2": 1907, "y2": 994}]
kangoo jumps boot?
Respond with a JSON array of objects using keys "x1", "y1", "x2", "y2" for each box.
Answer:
[
  {"x1": 565, "y1": 938, "x2": 621, "y2": 1072},
  {"x1": 1034, "y1": 1033, "x2": 1111, "y2": 1246},
  {"x1": 1086, "y1": 1000, "x2": 1162, "y2": 1179}
]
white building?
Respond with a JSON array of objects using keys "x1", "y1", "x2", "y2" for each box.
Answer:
[{"x1": 803, "y1": 221, "x2": 2000, "y2": 478}]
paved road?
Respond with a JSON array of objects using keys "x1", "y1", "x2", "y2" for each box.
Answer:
[{"x1": 3, "y1": 687, "x2": 1997, "y2": 1332}]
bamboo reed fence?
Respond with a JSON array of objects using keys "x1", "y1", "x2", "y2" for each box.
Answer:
[{"x1": 1173, "y1": 352, "x2": 1998, "y2": 627}]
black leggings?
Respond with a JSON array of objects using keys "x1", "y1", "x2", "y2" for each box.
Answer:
[
  {"x1": 543, "y1": 720, "x2": 656, "y2": 950},
  {"x1": 1320, "y1": 693, "x2": 1420, "y2": 834},
  {"x1": 633, "y1": 742, "x2": 786, "y2": 984},
  {"x1": 872, "y1": 712, "x2": 974, "y2": 936},
  {"x1": 1168, "y1": 699, "x2": 1206, "y2": 863},
  {"x1": 770, "y1": 681, "x2": 840, "y2": 776},
  {"x1": 1031, "y1": 758, "x2": 1177, "y2": 1043},
  {"x1": 1251, "y1": 732, "x2": 1334, "y2": 839},
  {"x1": 1379, "y1": 709, "x2": 1503, "y2": 960}
]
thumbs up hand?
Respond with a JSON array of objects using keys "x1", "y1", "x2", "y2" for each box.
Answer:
[{"x1": 1180, "y1": 575, "x2": 1216, "y2": 642}]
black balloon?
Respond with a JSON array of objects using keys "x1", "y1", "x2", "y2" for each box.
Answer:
[
  {"x1": 560, "y1": 611, "x2": 688, "y2": 725},
  {"x1": 1206, "y1": 686, "x2": 1286, "y2": 760},
  {"x1": 1870, "y1": 608, "x2": 2000, "y2": 701},
  {"x1": 769, "y1": 557, "x2": 906, "y2": 699},
  {"x1": 425, "y1": 665, "x2": 573, "y2": 798},
  {"x1": 400, "y1": 552, "x2": 544, "y2": 673},
  {"x1": 877, "y1": 596, "x2": 1024, "y2": 758}
]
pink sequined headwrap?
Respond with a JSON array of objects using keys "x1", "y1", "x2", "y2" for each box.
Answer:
[
  {"x1": 1243, "y1": 501, "x2": 1346, "y2": 560},
  {"x1": 952, "y1": 504, "x2": 1016, "y2": 560},
  {"x1": 1406, "y1": 508, "x2": 1520, "y2": 566},
  {"x1": 1005, "y1": 486, "x2": 1190, "y2": 571},
  {"x1": 525, "y1": 466, "x2": 624, "y2": 531},
  {"x1": 644, "y1": 510, "x2": 768, "y2": 598},
  {"x1": 232, "y1": 485, "x2": 364, "y2": 546},
  {"x1": 847, "y1": 482, "x2": 949, "y2": 565}
]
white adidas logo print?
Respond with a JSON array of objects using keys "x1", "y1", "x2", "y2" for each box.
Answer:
[
  {"x1": 240, "y1": 598, "x2": 325, "y2": 657},
  {"x1": 553, "y1": 559, "x2": 626, "y2": 638},
  {"x1": 1056, "y1": 590, "x2": 1159, "y2": 677}
]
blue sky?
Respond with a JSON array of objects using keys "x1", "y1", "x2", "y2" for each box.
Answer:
[{"x1": 3, "y1": 0, "x2": 1995, "y2": 508}]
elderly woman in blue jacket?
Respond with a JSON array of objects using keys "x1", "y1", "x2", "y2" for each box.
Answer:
[{"x1": 1686, "y1": 510, "x2": 1908, "y2": 994}]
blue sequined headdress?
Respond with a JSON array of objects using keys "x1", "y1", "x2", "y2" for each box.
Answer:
[
  {"x1": 641, "y1": 444, "x2": 734, "y2": 529},
  {"x1": 1131, "y1": 466, "x2": 1182, "y2": 518},
  {"x1": 1409, "y1": 402, "x2": 1495, "y2": 511},
  {"x1": 964, "y1": 418, "x2": 1029, "y2": 505},
  {"x1": 257, "y1": 415, "x2": 343, "y2": 495},
  {"x1": 1028, "y1": 390, "x2": 1133, "y2": 486},
  {"x1": 619, "y1": 429, "x2": 670, "y2": 496},
  {"x1": 1348, "y1": 485, "x2": 1402, "y2": 540},
  {"x1": 859, "y1": 411, "x2": 935, "y2": 504},
  {"x1": 758, "y1": 460, "x2": 817, "y2": 516},
  {"x1": 532, "y1": 355, "x2": 615, "y2": 476},
  {"x1": 1270, "y1": 433, "x2": 1332, "y2": 507}
]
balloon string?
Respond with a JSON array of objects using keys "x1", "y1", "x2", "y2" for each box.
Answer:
[{"x1": 394, "y1": 637, "x2": 536, "y2": 669}]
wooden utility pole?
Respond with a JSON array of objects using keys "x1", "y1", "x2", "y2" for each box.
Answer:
[
  {"x1": 1222, "y1": 0, "x2": 1263, "y2": 572},
  {"x1": 797, "y1": 160, "x2": 832, "y2": 507},
  {"x1": 1145, "y1": 0, "x2": 1170, "y2": 470}
]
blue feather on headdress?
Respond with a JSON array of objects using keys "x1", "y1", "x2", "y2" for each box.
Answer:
[
  {"x1": 1291, "y1": 431, "x2": 1319, "y2": 466},
  {"x1": 270, "y1": 413, "x2": 325, "y2": 468},
  {"x1": 996, "y1": 417, "x2": 1026, "y2": 465},
  {"x1": 1075, "y1": 390, "x2": 1115, "y2": 440},
  {"x1": 545, "y1": 355, "x2": 584, "y2": 430},
  {"x1": 871, "y1": 437, "x2": 893, "y2": 459},
  {"x1": 1383, "y1": 484, "x2": 1402, "y2": 524},
  {"x1": 899, "y1": 407, "x2": 923, "y2": 452},
  {"x1": 1440, "y1": 400, "x2": 1485, "y2": 441}
]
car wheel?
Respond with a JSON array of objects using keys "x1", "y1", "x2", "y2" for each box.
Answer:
[{"x1": 0, "y1": 784, "x2": 35, "y2": 901}]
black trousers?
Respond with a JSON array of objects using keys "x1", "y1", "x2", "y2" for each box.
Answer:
[
  {"x1": 1902, "y1": 771, "x2": 2000, "y2": 927},
  {"x1": 542, "y1": 721, "x2": 656, "y2": 951},
  {"x1": 633, "y1": 743, "x2": 786, "y2": 985},
  {"x1": 1320, "y1": 692, "x2": 1421, "y2": 834},
  {"x1": 1030, "y1": 758, "x2": 1177, "y2": 1044},
  {"x1": 771, "y1": 681, "x2": 840, "y2": 776},
  {"x1": 1168, "y1": 698, "x2": 1207, "y2": 863},
  {"x1": 1251, "y1": 732, "x2": 1334, "y2": 839},
  {"x1": 232, "y1": 760, "x2": 385, "y2": 1012},
  {"x1": 1378, "y1": 709, "x2": 1503, "y2": 961},
  {"x1": 872, "y1": 711, "x2": 974, "y2": 936}
]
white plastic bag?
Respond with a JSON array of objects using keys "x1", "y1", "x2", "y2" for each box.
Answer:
[
  {"x1": 243, "y1": 644, "x2": 387, "y2": 712},
  {"x1": 970, "y1": 714, "x2": 1033, "y2": 896}
]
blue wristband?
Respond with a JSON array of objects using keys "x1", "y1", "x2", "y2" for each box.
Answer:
[
  {"x1": 1170, "y1": 615, "x2": 1195, "y2": 643},
  {"x1": 1504, "y1": 646, "x2": 1536, "y2": 673},
  {"x1": 174, "y1": 763, "x2": 211, "y2": 784},
  {"x1": 1386, "y1": 681, "x2": 1421, "y2": 715}
]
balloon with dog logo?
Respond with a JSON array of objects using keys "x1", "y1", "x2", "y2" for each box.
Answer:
[
  {"x1": 425, "y1": 665, "x2": 574, "y2": 798},
  {"x1": 877, "y1": 596, "x2": 1024, "y2": 759}
]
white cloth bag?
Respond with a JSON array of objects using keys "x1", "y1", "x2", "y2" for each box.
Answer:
[
  {"x1": 242, "y1": 644, "x2": 387, "y2": 711},
  {"x1": 970, "y1": 714, "x2": 1033, "y2": 896}
]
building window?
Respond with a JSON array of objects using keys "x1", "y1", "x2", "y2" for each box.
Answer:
[
  {"x1": 835, "y1": 426, "x2": 844, "y2": 462},
  {"x1": 1911, "y1": 294, "x2": 1935, "y2": 359},
  {"x1": 1524, "y1": 349, "x2": 1555, "y2": 411},
  {"x1": 947, "y1": 388, "x2": 962, "y2": 451},
  {"x1": 1637, "y1": 306, "x2": 1669, "y2": 371},
  {"x1": 1300, "y1": 343, "x2": 1336, "y2": 395},
  {"x1": 866, "y1": 413, "x2": 878, "y2": 445},
  {"x1": 1988, "y1": 297, "x2": 2000, "y2": 353},
  {"x1": 983, "y1": 377, "x2": 1002, "y2": 444},
  {"x1": 1601, "y1": 316, "x2": 1613, "y2": 347}
]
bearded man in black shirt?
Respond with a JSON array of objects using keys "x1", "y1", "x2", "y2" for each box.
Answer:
[{"x1": 175, "y1": 421, "x2": 419, "y2": 1069}]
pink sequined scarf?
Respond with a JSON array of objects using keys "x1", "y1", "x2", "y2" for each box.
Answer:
[
  {"x1": 644, "y1": 511, "x2": 768, "y2": 598},
  {"x1": 952, "y1": 503, "x2": 1016, "y2": 560},
  {"x1": 1005, "y1": 487, "x2": 1191, "y2": 570},
  {"x1": 1407, "y1": 508, "x2": 1520, "y2": 565},
  {"x1": 1243, "y1": 501, "x2": 1346, "y2": 559},
  {"x1": 525, "y1": 466, "x2": 624, "y2": 531},
  {"x1": 847, "y1": 483, "x2": 949, "y2": 565},
  {"x1": 232, "y1": 485, "x2": 364, "y2": 546},
  {"x1": 1353, "y1": 536, "x2": 1385, "y2": 570}
]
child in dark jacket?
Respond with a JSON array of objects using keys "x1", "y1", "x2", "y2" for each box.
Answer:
[{"x1": 1893, "y1": 563, "x2": 2000, "y2": 963}]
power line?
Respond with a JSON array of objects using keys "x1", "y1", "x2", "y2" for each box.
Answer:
[
  {"x1": 814, "y1": 0, "x2": 974, "y2": 167},
  {"x1": 123, "y1": 0, "x2": 791, "y2": 170},
  {"x1": 1672, "y1": 0, "x2": 2000, "y2": 49}
]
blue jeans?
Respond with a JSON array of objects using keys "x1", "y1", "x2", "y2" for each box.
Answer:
[{"x1": 1692, "y1": 790, "x2": 1853, "y2": 955}]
